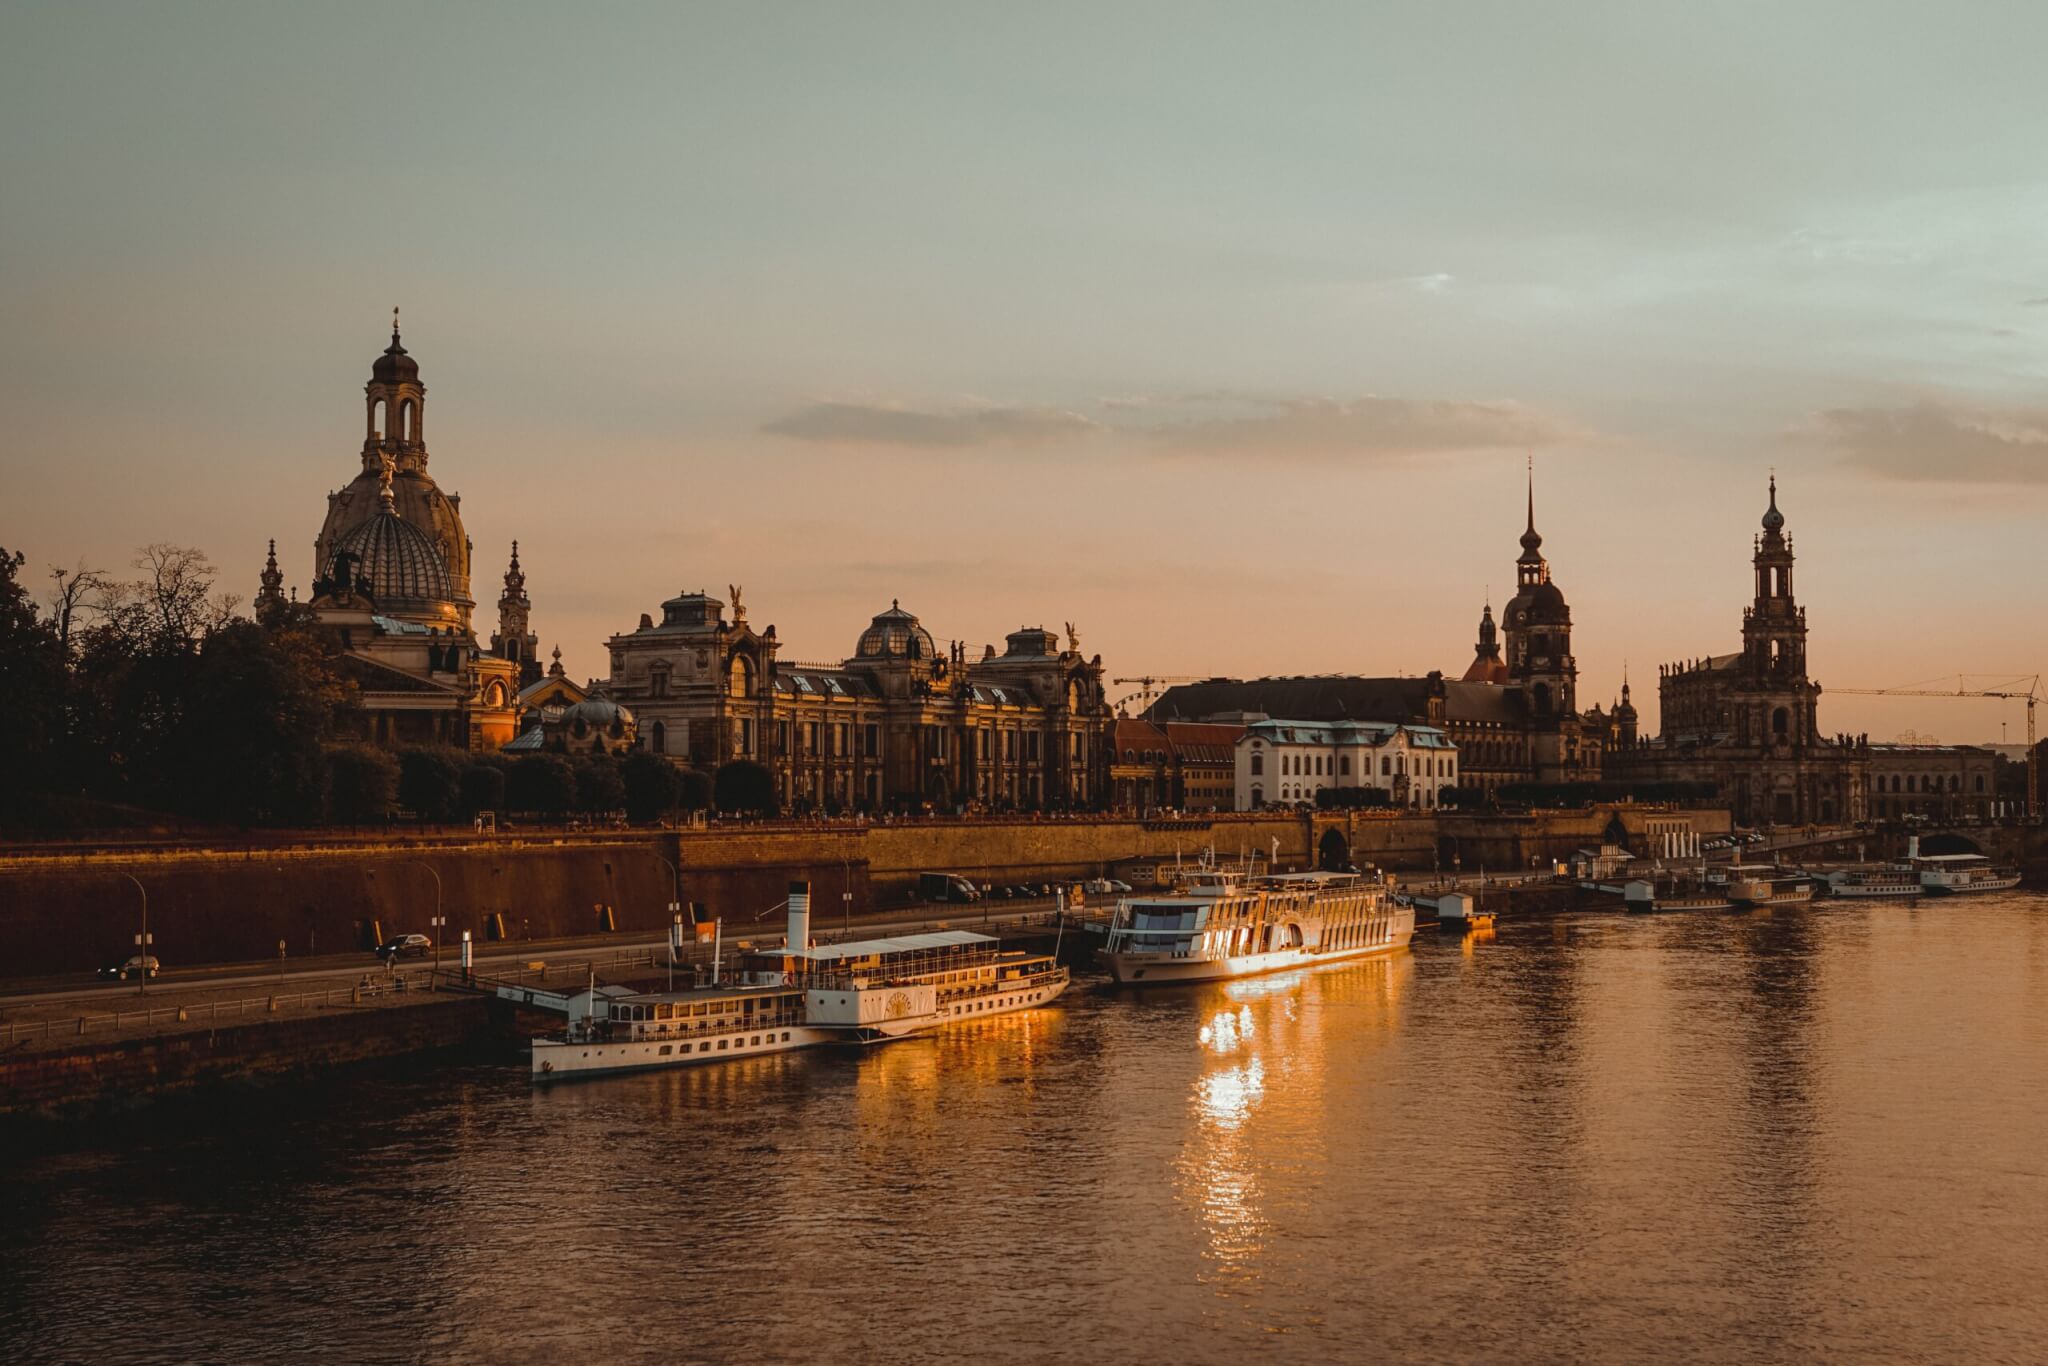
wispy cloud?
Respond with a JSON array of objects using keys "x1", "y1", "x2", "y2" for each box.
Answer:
[
  {"x1": 763, "y1": 401, "x2": 1098, "y2": 447},
  {"x1": 1146, "y1": 395, "x2": 1560, "y2": 458},
  {"x1": 1803, "y1": 399, "x2": 2048, "y2": 484},
  {"x1": 767, "y1": 392, "x2": 1565, "y2": 459}
]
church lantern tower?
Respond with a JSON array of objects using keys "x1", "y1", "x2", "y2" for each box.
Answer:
[
  {"x1": 492, "y1": 540, "x2": 542, "y2": 687},
  {"x1": 313, "y1": 312, "x2": 474, "y2": 624},
  {"x1": 257, "y1": 539, "x2": 285, "y2": 609},
  {"x1": 1462, "y1": 598, "x2": 1508, "y2": 684}
]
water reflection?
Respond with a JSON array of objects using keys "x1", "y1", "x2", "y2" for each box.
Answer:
[{"x1": 8, "y1": 897, "x2": 2048, "y2": 1364}]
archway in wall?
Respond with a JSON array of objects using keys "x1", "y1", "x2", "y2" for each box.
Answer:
[
  {"x1": 1918, "y1": 832, "x2": 1984, "y2": 856},
  {"x1": 1318, "y1": 828, "x2": 1351, "y2": 872}
]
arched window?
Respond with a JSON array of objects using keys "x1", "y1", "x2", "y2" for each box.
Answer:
[
  {"x1": 1772, "y1": 707, "x2": 1789, "y2": 736},
  {"x1": 1249, "y1": 753, "x2": 1263, "y2": 776},
  {"x1": 1250, "y1": 785, "x2": 1264, "y2": 807},
  {"x1": 371, "y1": 398, "x2": 387, "y2": 439},
  {"x1": 400, "y1": 400, "x2": 415, "y2": 442},
  {"x1": 653, "y1": 720, "x2": 667, "y2": 754},
  {"x1": 728, "y1": 654, "x2": 753, "y2": 698}
]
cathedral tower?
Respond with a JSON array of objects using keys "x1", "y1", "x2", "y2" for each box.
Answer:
[
  {"x1": 1501, "y1": 466, "x2": 1577, "y2": 720},
  {"x1": 1740, "y1": 475, "x2": 1817, "y2": 747}
]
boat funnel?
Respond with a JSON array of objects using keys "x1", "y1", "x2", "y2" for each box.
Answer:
[{"x1": 786, "y1": 880, "x2": 811, "y2": 954}]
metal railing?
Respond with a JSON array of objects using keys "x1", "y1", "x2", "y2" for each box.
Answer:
[{"x1": 0, "y1": 977, "x2": 442, "y2": 1046}]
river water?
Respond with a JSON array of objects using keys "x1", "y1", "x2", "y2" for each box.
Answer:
[{"x1": 4, "y1": 892, "x2": 2046, "y2": 1365}]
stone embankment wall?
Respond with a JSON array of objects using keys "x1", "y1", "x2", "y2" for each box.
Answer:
[
  {"x1": 0, "y1": 996, "x2": 492, "y2": 1119},
  {"x1": 0, "y1": 806, "x2": 1725, "y2": 976}
]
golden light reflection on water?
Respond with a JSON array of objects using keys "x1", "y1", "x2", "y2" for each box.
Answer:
[{"x1": 1176, "y1": 952, "x2": 1416, "y2": 1293}]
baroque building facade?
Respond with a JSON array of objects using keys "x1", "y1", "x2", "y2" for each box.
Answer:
[
  {"x1": 261, "y1": 319, "x2": 553, "y2": 751},
  {"x1": 602, "y1": 591, "x2": 1112, "y2": 812},
  {"x1": 1607, "y1": 478, "x2": 1869, "y2": 825}
]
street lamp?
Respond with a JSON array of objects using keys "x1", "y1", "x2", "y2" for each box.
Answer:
[
  {"x1": 650, "y1": 850, "x2": 683, "y2": 973},
  {"x1": 407, "y1": 860, "x2": 443, "y2": 974},
  {"x1": 121, "y1": 873, "x2": 150, "y2": 998}
]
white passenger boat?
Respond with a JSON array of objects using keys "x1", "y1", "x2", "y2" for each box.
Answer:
[
  {"x1": 1822, "y1": 867, "x2": 1923, "y2": 900},
  {"x1": 1911, "y1": 852, "x2": 2023, "y2": 896},
  {"x1": 1102, "y1": 867, "x2": 1412, "y2": 985},
  {"x1": 521, "y1": 882, "x2": 1067, "y2": 1081}
]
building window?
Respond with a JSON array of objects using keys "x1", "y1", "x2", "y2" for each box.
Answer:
[
  {"x1": 864, "y1": 724, "x2": 880, "y2": 758},
  {"x1": 1249, "y1": 753, "x2": 1263, "y2": 777}
]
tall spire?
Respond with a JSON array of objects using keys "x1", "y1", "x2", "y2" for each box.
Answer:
[
  {"x1": 1518, "y1": 454, "x2": 1544, "y2": 563},
  {"x1": 258, "y1": 538, "x2": 285, "y2": 606}
]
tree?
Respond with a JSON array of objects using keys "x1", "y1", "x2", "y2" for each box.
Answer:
[
  {"x1": 0, "y1": 546, "x2": 67, "y2": 819},
  {"x1": 677, "y1": 767, "x2": 713, "y2": 813},
  {"x1": 574, "y1": 756, "x2": 626, "y2": 814},
  {"x1": 398, "y1": 747, "x2": 466, "y2": 822},
  {"x1": 621, "y1": 751, "x2": 683, "y2": 822},
  {"x1": 173, "y1": 619, "x2": 341, "y2": 825},
  {"x1": 460, "y1": 761, "x2": 506, "y2": 817},
  {"x1": 45, "y1": 559, "x2": 109, "y2": 658},
  {"x1": 508, "y1": 754, "x2": 577, "y2": 815},
  {"x1": 326, "y1": 745, "x2": 399, "y2": 824},
  {"x1": 713, "y1": 760, "x2": 776, "y2": 816}
]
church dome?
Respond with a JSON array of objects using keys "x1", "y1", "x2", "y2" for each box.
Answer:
[
  {"x1": 372, "y1": 327, "x2": 419, "y2": 385},
  {"x1": 329, "y1": 508, "x2": 456, "y2": 611},
  {"x1": 562, "y1": 698, "x2": 635, "y2": 742},
  {"x1": 856, "y1": 600, "x2": 935, "y2": 660}
]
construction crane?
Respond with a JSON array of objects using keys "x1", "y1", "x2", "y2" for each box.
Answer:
[
  {"x1": 1831, "y1": 675, "x2": 2040, "y2": 819},
  {"x1": 1112, "y1": 675, "x2": 1202, "y2": 714}
]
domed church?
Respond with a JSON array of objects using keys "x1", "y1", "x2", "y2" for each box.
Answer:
[{"x1": 259, "y1": 317, "x2": 551, "y2": 751}]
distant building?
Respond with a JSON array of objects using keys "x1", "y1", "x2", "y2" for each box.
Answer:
[
  {"x1": 1235, "y1": 718, "x2": 1457, "y2": 810},
  {"x1": 1865, "y1": 744, "x2": 1996, "y2": 822},
  {"x1": 271, "y1": 321, "x2": 556, "y2": 752},
  {"x1": 1109, "y1": 718, "x2": 1245, "y2": 812},
  {"x1": 603, "y1": 594, "x2": 1111, "y2": 812},
  {"x1": 1149, "y1": 470, "x2": 1597, "y2": 793},
  {"x1": 1607, "y1": 478, "x2": 1868, "y2": 825}
]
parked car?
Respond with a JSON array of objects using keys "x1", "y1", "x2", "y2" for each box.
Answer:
[
  {"x1": 97, "y1": 955, "x2": 160, "y2": 981},
  {"x1": 375, "y1": 933, "x2": 432, "y2": 962},
  {"x1": 1107, "y1": 879, "x2": 1133, "y2": 894}
]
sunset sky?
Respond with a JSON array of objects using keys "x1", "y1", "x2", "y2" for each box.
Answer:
[{"x1": 5, "y1": 3, "x2": 2045, "y2": 742}]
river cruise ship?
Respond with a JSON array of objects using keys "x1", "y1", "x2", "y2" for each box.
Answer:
[
  {"x1": 519, "y1": 883, "x2": 1067, "y2": 1081},
  {"x1": 1102, "y1": 868, "x2": 1412, "y2": 985},
  {"x1": 1911, "y1": 852, "x2": 2023, "y2": 896},
  {"x1": 1822, "y1": 867, "x2": 1923, "y2": 899}
]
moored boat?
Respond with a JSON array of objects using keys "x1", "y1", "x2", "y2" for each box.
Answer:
[
  {"x1": 522, "y1": 881, "x2": 1068, "y2": 1081},
  {"x1": 1910, "y1": 852, "x2": 2023, "y2": 896},
  {"x1": 1822, "y1": 867, "x2": 1922, "y2": 899},
  {"x1": 1103, "y1": 867, "x2": 1413, "y2": 985},
  {"x1": 1722, "y1": 864, "x2": 1817, "y2": 908}
]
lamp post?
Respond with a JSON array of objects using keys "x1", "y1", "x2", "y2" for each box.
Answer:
[
  {"x1": 407, "y1": 860, "x2": 443, "y2": 974},
  {"x1": 121, "y1": 873, "x2": 150, "y2": 998},
  {"x1": 651, "y1": 850, "x2": 682, "y2": 975},
  {"x1": 841, "y1": 857, "x2": 854, "y2": 940}
]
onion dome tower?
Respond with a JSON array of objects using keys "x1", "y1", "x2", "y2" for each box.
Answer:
[
  {"x1": 312, "y1": 312, "x2": 474, "y2": 627},
  {"x1": 1462, "y1": 596, "x2": 1508, "y2": 684}
]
